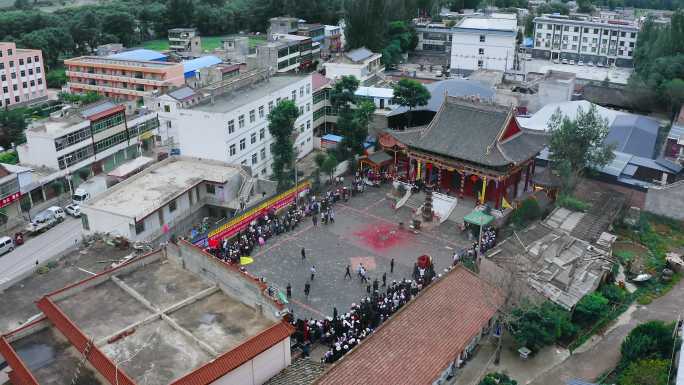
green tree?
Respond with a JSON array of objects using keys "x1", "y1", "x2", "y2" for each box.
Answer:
[
  {"x1": 343, "y1": 0, "x2": 388, "y2": 51},
  {"x1": 321, "y1": 154, "x2": 339, "y2": 182},
  {"x1": 573, "y1": 292, "x2": 609, "y2": 326},
  {"x1": 620, "y1": 320, "x2": 675, "y2": 368},
  {"x1": 619, "y1": 359, "x2": 669, "y2": 385},
  {"x1": 479, "y1": 372, "x2": 517, "y2": 385},
  {"x1": 0, "y1": 109, "x2": 27, "y2": 149},
  {"x1": 19, "y1": 27, "x2": 75, "y2": 69},
  {"x1": 510, "y1": 197, "x2": 541, "y2": 226},
  {"x1": 330, "y1": 75, "x2": 360, "y2": 112},
  {"x1": 509, "y1": 301, "x2": 575, "y2": 352},
  {"x1": 165, "y1": 0, "x2": 195, "y2": 29},
  {"x1": 392, "y1": 78, "x2": 430, "y2": 127},
  {"x1": 314, "y1": 152, "x2": 327, "y2": 169},
  {"x1": 268, "y1": 100, "x2": 299, "y2": 191},
  {"x1": 46, "y1": 68, "x2": 67, "y2": 89},
  {"x1": 547, "y1": 104, "x2": 615, "y2": 192}
]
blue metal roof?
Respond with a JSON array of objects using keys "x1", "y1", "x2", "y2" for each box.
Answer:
[
  {"x1": 523, "y1": 37, "x2": 534, "y2": 47},
  {"x1": 322, "y1": 134, "x2": 343, "y2": 142},
  {"x1": 387, "y1": 78, "x2": 494, "y2": 117},
  {"x1": 182, "y1": 56, "x2": 222, "y2": 78},
  {"x1": 605, "y1": 114, "x2": 659, "y2": 158},
  {"x1": 107, "y1": 49, "x2": 167, "y2": 62},
  {"x1": 669, "y1": 124, "x2": 684, "y2": 140},
  {"x1": 345, "y1": 47, "x2": 374, "y2": 62}
]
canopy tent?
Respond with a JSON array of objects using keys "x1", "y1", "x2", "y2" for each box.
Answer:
[{"x1": 463, "y1": 210, "x2": 494, "y2": 227}]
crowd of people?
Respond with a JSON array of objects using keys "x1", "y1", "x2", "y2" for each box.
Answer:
[{"x1": 289, "y1": 278, "x2": 428, "y2": 364}]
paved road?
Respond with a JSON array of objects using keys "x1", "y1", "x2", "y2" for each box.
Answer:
[
  {"x1": 0, "y1": 217, "x2": 82, "y2": 289},
  {"x1": 529, "y1": 280, "x2": 684, "y2": 385}
]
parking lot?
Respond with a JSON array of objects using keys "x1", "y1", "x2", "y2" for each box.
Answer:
[{"x1": 521, "y1": 58, "x2": 633, "y2": 84}]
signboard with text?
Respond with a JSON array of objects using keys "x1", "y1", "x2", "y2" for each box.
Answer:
[{"x1": 0, "y1": 192, "x2": 21, "y2": 209}]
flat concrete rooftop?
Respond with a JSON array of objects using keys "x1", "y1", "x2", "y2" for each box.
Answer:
[
  {"x1": 50, "y1": 254, "x2": 276, "y2": 384},
  {"x1": 192, "y1": 75, "x2": 306, "y2": 114},
  {"x1": 457, "y1": 16, "x2": 517, "y2": 32},
  {"x1": 11, "y1": 325, "x2": 106, "y2": 385},
  {"x1": 84, "y1": 156, "x2": 242, "y2": 219}
]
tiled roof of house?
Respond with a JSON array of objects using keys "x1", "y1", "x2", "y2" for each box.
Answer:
[
  {"x1": 315, "y1": 266, "x2": 503, "y2": 385},
  {"x1": 265, "y1": 358, "x2": 326, "y2": 385},
  {"x1": 389, "y1": 96, "x2": 547, "y2": 167}
]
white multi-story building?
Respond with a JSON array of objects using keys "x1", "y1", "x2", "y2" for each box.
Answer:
[
  {"x1": 414, "y1": 21, "x2": 453, "y2": 53},
  {"x1": 450, "y1": 15, "x2": 518, "y2": 75},
  {"x1": 323, "y1": 47, "x2": 383, "y2": 84},
  {"x1": 532, "y1": 15, "x2": 639, "y2": 67},
  {"x1": 156, "y1": 75, "x2": 314, "y2": 178}
]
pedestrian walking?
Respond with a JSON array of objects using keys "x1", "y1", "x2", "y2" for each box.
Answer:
[
  {"x1": 304, "y1": 282, "x2": 311, "y2": 298},
  {"x1": 372, "y1": 278, "x2": 379, "y2": 292},
  {"x1": 390, "y1": 258, "x2": 395, "y2": 274},
  {"x1": 286, "y1": 283, "x2": 292, "y2": 298},
  {"x1": 301, "y1": 247, "x2": 306, "y2": 262},
  {"x1": 312, "y1": 214, "x2": 318, "y2": 226},
  {"x1": 366, "y1": 284, "x2": 371, "y2": 294},
  {"x1": 310, "y1": 265, "x2": 316, "y2": 281},
  {"x1": 382, "y1": 272, "x2": 387, "y2": 287},
  {"x1": 344, "y1": 265, "x2": 352, "y2": 279},
  {"x1": 329, "y1": 208, "x2": 335, "y2": 224}
]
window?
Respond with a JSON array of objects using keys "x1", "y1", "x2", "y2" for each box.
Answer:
[
  {"x1": 260, "y1": 148, "x2": 266, "y2": 160},
  {"x1": 479, "y1": 34, "x2": 485, "y2": 42},
  {"x1": 249, "y1": 109, "x2": 255, "y2": 123},
  {"x1": 299, "y1": 86, "x2": 304, "y2": 97},
  {"x1": 135, "y1": 221, "x2": 145, "y2": 235},
  {"x1": 594, "y1": 28, "x2": 599, "y2": 34},
  {"x1": 2, "y1": 87, "x2": 6, "y2": 94},
  {"x1": 291, "y1": 90, "x2": 297, "y2": 100},
  {"x1": 252, "y1": 153, "x2": 257, "y2": 164},
  {"x1": 169, "y1": 199, "x2": 177, "y2": 212},
  {"x1": 0, "y1": 75, "x2": 4, "y2": 82},
  {"x1": 306, "y1": 102, "x2": 310, "y2": 112},
  {"x1": 300, "y1": 124, "x2": 304, "y2": 133},
  {"x1": 258, "y1": 105, "x2": 264, "y2": 118},
  {"x1": 574, "y1": 27, "x2": 579, "y2": 32},
  {"x1": 261, "y1": 168, "x2": 266, "y2": 175},
  {"x1": 630, "y1": 32, "x2": 636, "y2": 38},
  {"x1": 30, "y1": 80, "x2": 34, "y2": 87},
  {"x1": 268, "y1": 101, "x2": 274, "y2": 112},
  {"x1": 573, "y1": 36, "x2": 578, "y2": 42},
  {"x1": 229, "y1": 144, "x2": 236, "y2": 156},
  {"x1": 582, "y1": 37, "x2": 587, "y2": 43},
  {"x1": 164, "y1": 105, "x2": 170, "y2": 112},
  {"x1": 299, "y1": 106, "x2": 304, "y2": 115},
  {"x1": 306, "y1": 84, "x2": 311, "y2": 95},
  {"x1": 251, "y1": 133, "x2": 257, "y2": 144},
  {"x1": 604, "y1": 30, "x2": 609, "y2": 35},
  {"x1": 206, "y1": 184, "x2": 216, "y2": 194},
  {"x1": 619, "y1": 41, "x2": 624, "y2": 46},
  {"x1": 7, "y1": 49, "x2": 11, "y2": 55},
  {"x1": 228, "y1": 119, "x2": 235, "y2": 134},
  {"x1": 564, "y1": 26, "x2": 569, "y2": 31},
  {"x1": 34, "y1": 55, "x2": 38, "y2": 62},
  {"x1": 91, "y1": 113, "x2": 124, "y2": 134},
  {"x1": 10, "y1": 73, "x2": 15, "y2": 79},
  {"x1": 238, "y1": 115, "x2": 245, "y2": 128},
  {"x1": 26, "y1": 57, "x2": 31, "y2": 64},
  {"x1": 18, "y1": 58, "x2": 23, "y2": 65},
  {"x1": 477, "y1": 60, "x2": 483, "y2": 68},
  {"x1": 621, "y1": 32, "x2": 626, "y2": 37},
  {"x1": 306, "y1": 120, "x2": 311, "y2": 130},
  {"x1": 240, "y1": 138, "x2": 246, "y2": 150},
  {"x1": 629, "y1": 42, "x2": 634, "y2": 47},
  {"x1": 478, "y1": 48, "x2": 484, "y2": 55},
  {"x1": 36, "y1": 67, "x2": 40, "y2": 74},
  {"x1": 9, "y1": 61, "x2": 13, "y2": 68},
  {"x1": 0, "y1": 63, "x2": 3, "y2": 70},
  {"x1": 583, "y1": 28, "x2": 588, "y2": 33},
  {"x1": 259, "y1": 128, "x2": 265, "y2": 140}
]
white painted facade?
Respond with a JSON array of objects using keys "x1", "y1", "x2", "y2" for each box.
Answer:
[
  {"x1": 211, "y1": 338, "x2": 291, "y2": 385},
  {"x1": 450, "y1": 16, "x2": 517, "y2": 74},
  {"x1": 168, "y1": 76, "x2": 314, "y2": 177},
  {"x1": 323, "y1": 52, "x2": 383, "y2": 84},
  {"x1": 532, "y1": 15, "x2": 638, "y2": 66}
]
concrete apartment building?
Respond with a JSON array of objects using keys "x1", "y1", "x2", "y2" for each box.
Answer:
[
  {"x1": 17, "y1": 100, "x2": 159, "y2": 187},
  {"x1": 323, "y1": 25, "x2": 343, "y2": 54},
  {"x1": 532, "y1": 14, "x2": 639, "y2": 67},
  {"x1": 298, "y1": 23, "x2": 326, "y2": 44},
  {"x1": 168, "y1": 27, "x2": 202, "y2": 58},
  {"x1": 151, "y1": 73, "x2": 314, "y2": 178},
  {"x1": 323, "y1": 47, "x2": 383, "y2": 84},
  {"x1": 450, "y1": 15, "x2": 518, "y2": 74},
  {"x1": 257, "y1": 33, "x2": 318, "y2": 72},
  {"x1": 414, "y1": 21, "x2": 453, "y2": 53},
  {"x1": 267, "y1": 17, "x2": 300, "y2": 38},
  {"x1": 0, "y1": 242, "x2": 294, "y2": 385},
  {"x1": 0, "y1": 42, "x2": 47, "y2": 109},
  {"x1": 64, "y1": 56, "x2": 185, "y2": 102},
  {"x1": 81, "y1": 156, "x2": 248, "y2": 241}
]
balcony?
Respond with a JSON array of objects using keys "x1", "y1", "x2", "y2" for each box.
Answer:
[
  {"x1": 67, "y1": 82, "x2": 149, "y2": 97},
  {"x1": 65, "y1": 71, "x2": 168, "y2": 87}
]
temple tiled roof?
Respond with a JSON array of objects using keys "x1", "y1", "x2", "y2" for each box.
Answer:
[{"x1": 388, "y1": 97, "x2": 548, "y2": 167}]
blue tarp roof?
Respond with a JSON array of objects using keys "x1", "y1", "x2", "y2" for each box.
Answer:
[
  {"x1": 523, "y1": 37, "x2": 534, "y2": 47},
  {"x1": 182, "y1": 56, "x2": 222, "y2": 78},
  {"x1": 108, "y1": 49, "x2": 167, "y2": 61},
  {"x1": 321, "y1": 134, "x2": 343, "y2": 142}
]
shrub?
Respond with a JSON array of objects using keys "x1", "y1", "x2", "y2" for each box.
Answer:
[
  {"x1": 509, "y1": 301, "x2": 575, "y2": 351},
  {"x1": 0, "y1": 150, "x2": 19, "y2": 164},
  {"x1": 620, "y1": 320, "x2": 675, "y2": 369},
  {"x1": 510, "y1": 198, "x2": 541, "y2": 226},
  {"x1": 601, "y1": 284, "x2": 627, "y2": 304},
  {"x1": 479, "y1": 372, "x2": 517, "y2": 385},
  {"x1": 573, "y1": 292, "x2": 610, "y2": 326},
  {"x1": 556, "y1": 193, "x2": 590, "y2": 212},
  {"x1": 619, "y1": 359, "x2": 669, "y2": 385}
]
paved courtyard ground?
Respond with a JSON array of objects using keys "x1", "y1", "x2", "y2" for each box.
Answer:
[{"x1": 245, "y1": 186, "x2": 473, "y2": 320}]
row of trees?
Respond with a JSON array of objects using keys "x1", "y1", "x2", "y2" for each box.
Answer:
[
  {"x1": 617, "y1": 320, "x2": 677, "y2": 385},
  {"x1": 631, "y1": 11, "x2": 684, "y2": 116}
]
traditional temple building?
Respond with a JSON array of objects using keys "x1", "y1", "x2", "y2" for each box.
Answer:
[{"x1": 380, "y1": 96, "x2": 548, "y2": 209}]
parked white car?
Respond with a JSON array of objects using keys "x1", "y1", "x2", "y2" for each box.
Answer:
[
  {"x1": 72, "y1": 188, "x2": 91, "y2": 205},
  {"x1": 64, "y1": 204, "x2": 81, "y2": 217},
  {"x1": 46, "y1": 206, "x2": 66, "y2": 222},
  {"x1": 0, "y1": 236, "x2": 14, "y2": 256}
]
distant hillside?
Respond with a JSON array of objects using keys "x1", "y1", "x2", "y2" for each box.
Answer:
[{"x1": 0, "y1": 0, "x2": 112, "y2": 11}]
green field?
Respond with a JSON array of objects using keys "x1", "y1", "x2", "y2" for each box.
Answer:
[{"x1": 141, "y1": 35, "x2": 266, "y2": 53}]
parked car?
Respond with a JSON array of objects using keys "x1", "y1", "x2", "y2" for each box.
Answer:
[
  {"x1": 553, "y1": 58, "x2": 560, "y2": 64},
  {"x1": 65, "y1": 204, "x2": 81, "y2": 217},
  {"x1": 46, "y1": 206, "x2": 66, "y2": 222},
  {"x1": 587, "y1": 61, "x2": 594, "y2": 66},
  {"x1": 596, "y1": 62, "x2": 604, "y2": 67},
  {"x1": 578, "y1": 60, "x2": 584, "y2": 66},
  {"x1": 0, "y1": 236, "x2": 14, "y2": 256},
  {"x1": 25, "y1": 211, "x2": 58, "y2": 235},
  {"x1": 71, "y1": 188, "x2": 91, "y2": 205},
  {"x1": 569, "y1": 59, "x2": 575, "y2": 65}
]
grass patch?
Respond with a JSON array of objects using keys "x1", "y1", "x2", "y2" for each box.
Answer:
[
  {"x1": 141, "y1": 35, "x2": 266, "y2": 53},
  {"x1": 556, "y1": 193, "x2": 591, "y2": 212}
]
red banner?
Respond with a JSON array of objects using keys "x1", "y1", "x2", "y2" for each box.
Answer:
[{"x1": 0, "y1": 192, "x2": 21, "y2": 209}]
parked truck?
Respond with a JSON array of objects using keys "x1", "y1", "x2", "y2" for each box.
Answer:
[{"x1": 24, "y1": 206, "x2": 65, "y2": 235}]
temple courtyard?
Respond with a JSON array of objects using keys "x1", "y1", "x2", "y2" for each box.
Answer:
[{"x1": 245, "y1": 185, "x2": 474, "y2": 320}]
